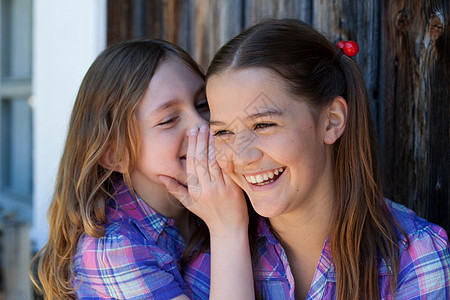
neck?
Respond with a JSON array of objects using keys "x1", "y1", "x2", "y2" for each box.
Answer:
[
  {"x1": 270, "y1": 159, "x2": 336, "y2": 253},
  {"x1": 269, "y1": 195, "x2": 334, "y2": 300},
  {"x1": 269, "y1": 192, "x2": 334, "y2": 256}
]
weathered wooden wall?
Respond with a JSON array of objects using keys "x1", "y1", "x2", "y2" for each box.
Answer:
[
  {"x1": 381, "y1": 0, "x2": 449, "y2": 232},
  {"x1": 107, "y1": 0, "x2": 449, "y2": 234}
]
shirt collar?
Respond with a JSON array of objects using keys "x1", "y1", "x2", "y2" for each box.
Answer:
[
  {"x1": 256, "y1": 215, "x2": 397, "y2": 288},
  {"x1": 109, "y1": 180, "x2": 176, "y2": 240},
  {"x1": 256, "y1": 216, "x2": 281, "y2": 245},
  {"x1": 256, "y1": 216, "x2": 337, "y2": 281}
]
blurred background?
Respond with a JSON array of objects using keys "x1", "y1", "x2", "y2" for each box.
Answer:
[{"x1": 0, "y1": 0, "x2": 448, "y2": 299}]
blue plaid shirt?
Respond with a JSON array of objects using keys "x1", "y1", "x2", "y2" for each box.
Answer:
[
  {"x1": 186, "y1": 200, "x2": 450, "y2": 299},
  {"x1": 72, "y1": 181, "x2": 208, "y2": 299}
]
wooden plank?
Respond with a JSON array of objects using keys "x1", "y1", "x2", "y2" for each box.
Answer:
[
  {"x1": 144, "y1": 0, "x2": 163, "y2": 39},
  {"x1": 190, "y1": 0, "x2": 243, "y2": 70},
  {"x1": 244, "y1": 0, "x2": 308, "y2": 27},
  {"x1": 423, "y1": 2, "x2": 449, "y2": 232},
  {"x1": 161, "y1": 0, "x2": 180, "y2": 44},
  {"x1": 380, "y1": 0, "x2": 449, "y2": 233},
  {"x1": 107, "y1": 0, "x2": 134, "y2": 45},
  {"x1": 176, "y1": 0, "x2": 193, "y2": 54}
]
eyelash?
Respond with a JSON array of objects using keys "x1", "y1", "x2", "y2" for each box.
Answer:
[
  {"x1": 158, "y1": 100, "x2": 207, "y2": 127},
  {"x1": 158, "y1": 116, "x2": 179, "y2": 126},
  {"x1": 213, "y1": 130, "x2": 231, "y2": 136},
  {"x1": 214, "y1": 123, "x2": 276, "y2": 136},
  {"x1": 254, "y1": 123, "x2": 275, "y2": 130}
]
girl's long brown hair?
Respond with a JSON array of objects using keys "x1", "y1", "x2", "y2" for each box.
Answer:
[
  {"x1": 207, "y1": 18, "x2": 408, "y2": 300},
  {"x1": 30, "y1": 39, "x2": 207, "y2": 299}
]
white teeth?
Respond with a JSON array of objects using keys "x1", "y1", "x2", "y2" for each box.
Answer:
[
  {"x1": 244, "y1": 168, "x2": 285, "y2": 185},
  {"x1": 255, "y1": 174, "x2": 263, "y2": 183},
  {"x1": 254, "y1": 179, "x2": 275, "y2": 186}
]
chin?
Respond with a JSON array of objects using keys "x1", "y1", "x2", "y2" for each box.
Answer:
[{"x1": 249, "y1": 200, "x2": 282, "y2": 219}]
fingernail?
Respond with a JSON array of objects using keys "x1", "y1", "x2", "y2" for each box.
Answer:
[
  {"x1": 200, "y1": 125, "x2": 208, "y2": 133},
  {"x1": 189, "y1": 127, "x2": 198, "y2": 136}
]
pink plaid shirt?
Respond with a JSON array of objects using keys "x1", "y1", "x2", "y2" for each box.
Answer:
[
  {"x1": 254, "y1": 199, "x2": 450, "y2": 299},
  {"x1": 187, "y1": 199, "x2": 450, "y2": 299},
  {"x1": 72, "y1": 181, "x2": 209, "y2": 299}
]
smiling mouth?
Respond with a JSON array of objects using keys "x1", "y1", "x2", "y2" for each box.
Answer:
[{"x1": 244, "y1": 167, "x2": 286, "y2": 186}]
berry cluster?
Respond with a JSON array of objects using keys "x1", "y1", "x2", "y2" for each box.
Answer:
[{"x1": 337, "y1": 40, "x2": 359, "y2": 57}]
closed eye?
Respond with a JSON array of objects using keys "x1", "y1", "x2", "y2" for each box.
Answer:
[
  {"x1": 254, "y1": 123, "x2": 276, "y2": 130},
  {"x1": 213, "y1": 130, "x2": 233, "y2": 137},
  {"x1": 158, "y1": 116, "x2": 179, "y2": 126},
  {"x1": 214, "y1": 123, "x2": 275, "y2": 136}
]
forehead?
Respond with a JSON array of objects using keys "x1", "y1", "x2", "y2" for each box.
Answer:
[
  {"x1": 206, "y1": 68, "x2": 292, "y2": 118},
  {"x1": 136, "y1": 58, "x2": 204, "y2": 116},
  {"x1": 148, "y1": 58, "x2": 203, "y2": 100}
]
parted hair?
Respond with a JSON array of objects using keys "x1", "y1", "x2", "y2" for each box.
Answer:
[
  {"x1": 207, "y1": 18, "x2": 407, "y2": 300},
  {"x1": 30, "y1": 39, "x2": 205, "y2": 299}
]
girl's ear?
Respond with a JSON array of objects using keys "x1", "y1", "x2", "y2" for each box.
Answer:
[
  {"x1": 99, "y1": 146, "x2": 126, "y2": 173},
  {"x1": 323, "y1": 96, "x2": 348, "y2": 145}
]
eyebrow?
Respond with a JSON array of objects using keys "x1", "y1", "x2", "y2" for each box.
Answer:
[
  {"x1": 209, "y1": 109, "x2": 284, "y2": 126},
  {"x1": 245, "y1": 109, "x2": 284, "y2": 120}
]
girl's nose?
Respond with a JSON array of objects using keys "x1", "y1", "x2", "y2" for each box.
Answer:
[{"x1": 230, "y1": 132, "x2": 262, "y2": 167}]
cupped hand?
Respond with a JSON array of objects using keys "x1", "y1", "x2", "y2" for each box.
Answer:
[{"x1": 159, "y1": 125, "x2": 248, "y2": 237}]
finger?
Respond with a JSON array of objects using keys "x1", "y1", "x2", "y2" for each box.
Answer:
[
  {"x1": 222, "y1": 161, "x2": 239, "y2": 188},
  {"x1": 195, "y1": 125, "x2": 211, "y2": 181},
  {"x1": 208, "y1": 130, "x2": 224, "y2": 183},
  {"x1": 158, "y1": 175, "x2": 193, "y2": 207},
  {"x1": 187, "y1": 127, "x2": 199, "y2": 188}
]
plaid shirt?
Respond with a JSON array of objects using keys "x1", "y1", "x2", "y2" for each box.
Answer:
[
  {"x1": 254, "y1": 199, "x2": 450, "y2": 299},
  {"x1": 187, "y1": 199, "x2": 450, "y2": 299},
  {"x1": 72, "y1": 181, "x2": 207, "y2": 299}
]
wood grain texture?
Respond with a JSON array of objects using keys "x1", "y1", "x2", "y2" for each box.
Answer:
[
  {"x1": 244, "y1": 0, "x2": 308, "y2": 27},
  {"x1": 107, "y1": 0, "x2": 134, "y2": 45},
  {"x1": 190, "y1": 0, "x2": 243, "y2": 69},
  {"x1": 381, "y1": 0, "x2": 449, "y2": 231}
]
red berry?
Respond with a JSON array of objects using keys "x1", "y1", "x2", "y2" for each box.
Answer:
[
  {"x1": 343, "y1": 41, "x2": 359, "y2": 57},
  {"x1": 337, "y1": 41, "x2": 346, "y2": 49}
]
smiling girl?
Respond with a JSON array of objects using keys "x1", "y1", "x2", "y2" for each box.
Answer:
[
  {"x1": 204, "y1": 19, "x2": 450, "y2": 299},
  {"x1": 30, "y1": 39, "x2": 253, "y2": 300}
]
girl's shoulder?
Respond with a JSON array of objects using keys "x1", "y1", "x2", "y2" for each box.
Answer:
[
  {"x1": 72, "y1": 218, "x2": 182, "y2": 283},
  {"x1": 73, "y1": 197, "x2": 178, "y2": 269},
  {"x1": 384, "y1": 200, "x2": 450, "y2": 296},
  {"x1": 73, "y1": 217, "x2": 163, "y2": 265},
  {"x1": 72, "y1": 214, "x2": 187, "y2": 299},
  {"x1": 385, "y1": 198, "x2": 448, "y2": 248}
]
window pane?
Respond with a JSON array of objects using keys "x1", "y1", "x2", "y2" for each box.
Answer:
[
  {"x1": 1, "y1": 0, "x2": 32, "y2": 80},
  {"x1": 1, "y1": 98, "x2": 32, "y2": 197}
]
